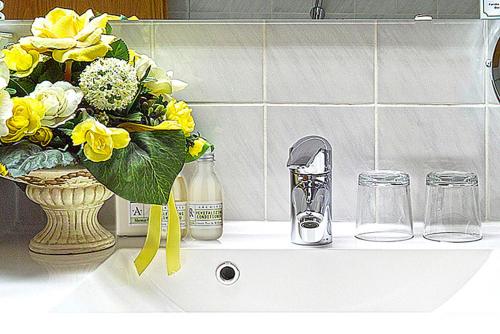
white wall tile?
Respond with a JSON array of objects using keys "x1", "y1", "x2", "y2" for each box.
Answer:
[
  {"x1": 437, "y1": 0, "x2": 479, "y2": 18},
  {"x1": 488, "y1": 107, "x2": 500, "y2": 220},
  {"x1": 266, "y1": 23, "x2": 375, "y2": 104},
  {"x1": 183, "y1": 105, "x2": 265, "y2": 220},
  {"x1": 355, "y1": 0, "x2": 398, "y2": 17},
  {"x1": 396, "y1": 0, "x2": 437, "y2": 15},
  {"x1": 168, "y1": 0, "x2": 189, "y2": 11},
  {"x1": 378, "y1": 22, "x2": 484, "y2": 104},
  {"x1": 189, "y1": 12, "x2": 273, "y2": 19},
  {"x1": 154, "y1": 23, "x2": 263, "y2": 103},
  {"x1": 168, "y1": 11, "x2": 190, "y2": 19},
  {"x1": 190, "y1": 0, "x2": 272, "y2": 13},
  {"x1": 267, "y1": 106, "x2": 375, "y2": 221},
  {"x1": 378, "y1": 106, "x2": 485, "y2": 221},
  {"x1": 272, "y1": 0, "x2": 355, "y2": 14},
  {"x1": 111, "y1": 22, "x2": 152, "y2": 57},
  {"x1": 0, "y1": 22, "x2": 31, "y2": 40}
]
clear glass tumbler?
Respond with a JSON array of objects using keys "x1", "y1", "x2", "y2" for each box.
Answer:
[
  {"x1": 355, "y1": 170, "x2": 414, "y2": 242},
  {"x1": 424, "y1": 171, "x2": 481, "y2": 243}
]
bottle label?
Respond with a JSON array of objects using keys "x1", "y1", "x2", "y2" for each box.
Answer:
[
  {"x1": 129, "y1": 202, "x2": 187, "y2": 231},
  {"x1": 189, "y1": 202, "x2": 223, "y2": 227}
]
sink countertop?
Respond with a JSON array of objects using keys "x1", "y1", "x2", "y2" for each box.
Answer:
[
  {"x1": 2, "y1": 220, "x2": 500, "y2": 313},
  {"x1": 119, "y1": 221, "x2": 500, "y2": 250}
]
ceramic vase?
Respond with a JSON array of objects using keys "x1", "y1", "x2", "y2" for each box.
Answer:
[{"x1": 19, "y1": 167, "x2": 115, "y2": 255}]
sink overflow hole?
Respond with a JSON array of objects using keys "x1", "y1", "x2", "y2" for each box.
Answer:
[{"x1": 216, "y1": 262, "x2": 240, "y2": 285}]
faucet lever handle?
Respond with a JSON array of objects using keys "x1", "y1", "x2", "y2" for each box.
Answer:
[{"x1": 287, "y1": 136, "x2": 332, "y2": 174}]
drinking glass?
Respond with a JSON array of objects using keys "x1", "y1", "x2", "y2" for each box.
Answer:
[
  {"x1": 424, "y1": 171, "x2": 481, "y2": 242},
  {"x1": 355, "y1": 170, "x2": 414, "y2": 242}
]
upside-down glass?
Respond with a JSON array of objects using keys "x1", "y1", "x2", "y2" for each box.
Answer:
[
  {"x1": 355, "y1": 170, "x2": 414, "y2": 242},
  {"x1": 424, "y1": 171, "x2": 481, "y2": 243}
]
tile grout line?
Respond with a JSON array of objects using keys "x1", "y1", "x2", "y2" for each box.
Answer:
[
  {"x1": 263, "y1": 23, "x2": 268, "y2": 221},
  {"x1": 374, "y1": 21, "x2": 379, "y2": 170},
  {"x1": 149, "y1": 21, "x2": 155, "y2": 59},
  {"x1": 188, "y1": 102, "x2": 487, "y2": 107}
]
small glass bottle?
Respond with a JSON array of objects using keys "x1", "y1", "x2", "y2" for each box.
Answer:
[
  {"x1": 188, "y1": 152, "x2": 223, "y2": 240},
  {"x1": 161, "y1": 173, "x2": 189, "y2": 240}
]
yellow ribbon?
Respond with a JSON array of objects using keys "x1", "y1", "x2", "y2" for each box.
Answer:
[
  {"x1": 134, "y1": 191, "x2": 181, "y2": 276},
  {"x1": 166, "y1": 192, "x2": 181, "y2": 275}
]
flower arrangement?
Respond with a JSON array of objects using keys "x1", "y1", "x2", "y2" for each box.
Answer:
[{"x1": 0, "y1": 8, "x2": 212, "y2": 206}]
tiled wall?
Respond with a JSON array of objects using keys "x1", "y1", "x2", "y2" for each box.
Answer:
[
  {"x1": 1, "y1": 18, "x2": 500, "y2": 233},
  {"x1": 168, "y1": 0, "x2": 480, "y2": 19}
]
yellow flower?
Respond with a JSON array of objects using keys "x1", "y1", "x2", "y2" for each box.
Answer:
[
  {"x1": 72, "y1": 118, "x2": 130, "y2": 162},
  {"x1": 29, "y1": 127, "x2": 53, "y2": 146},
  {"x1": 189, "y1": 138, "x2": 207, "y2": 157},
  {"x1": 2, "y1": 44, "x2": 40, "y2": 77},
  {"x1": 0, "y1": 163, "x2": 8, "y2": 176},
  {"x1": 166, "y1": 100, "x2": 195, "y2": 137},
  {"x1": 1, "y1": 97, "x2": 45, "y2": 143},
  {"x1": 19, "y1": 8, "x2": 115, "y2": 63}
]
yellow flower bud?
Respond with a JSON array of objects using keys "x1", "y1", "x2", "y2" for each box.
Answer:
[
  {"x1": 29, "y1": 127, "x2": 53, "y2": 147},
  {"x1": 189, "y1": 138, "x2": 207, "y2": 157},
  {"x1": 72, "y1": 118, "x2": 130, "y2": 162},
  {"x1": 1, "y1": 97, "x2": 46, "y2": 143},
  {"x1": 2, "y1": 44, "x2": 40, "y2": 77}
]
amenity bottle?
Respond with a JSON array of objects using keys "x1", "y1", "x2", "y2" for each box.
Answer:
[{"x1": 188, "y1": 152, "x2": 223, "y2": 240}]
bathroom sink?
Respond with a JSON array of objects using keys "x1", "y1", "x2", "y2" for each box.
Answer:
[{"x1": 48, "y1": 221, "x2": 500, "y2": 312}]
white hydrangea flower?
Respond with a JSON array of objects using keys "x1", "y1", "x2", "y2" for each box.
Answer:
[
  {"x1": 0, "y1": 61, "x2": 13, "y2": 137},
  {"x1": 79, "y1": 58, "x2": 139, "y2": 111},
  {"x1": 30, "y1": 81, "x2": 84, "y2": 127}
]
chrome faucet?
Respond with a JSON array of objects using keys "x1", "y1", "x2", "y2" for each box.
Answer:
[
  {"x1": 287, "y1": 136, "x2": 332, "y2": 245},
  {"x1": 310, "y1": 0, "x2": 326, "y2": 19}
]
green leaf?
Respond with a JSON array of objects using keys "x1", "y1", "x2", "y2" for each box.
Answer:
[
  {"x1": 105, "y1": 22, "x2": 113, "y2": 34},
  {"x1": 8, "y1": 78, "x2": 35, "y2": 97},
  {"x1": 105, "y1": 40, "x2": 129, "y2": 62},
  {"x1": 82, "y1": 129, "x2": 186, "y2": 205},
  {"x1": 125, "y1": 112, "x2": 143, "y2": 122},
  {"x1": 36, "y1": 59, "x2": 64, "y2": 83},
  {"x1": 0, "y1": 141, "x2": 75, "y2": 177},
  {"x1": 5, "y1": 87, "x2": 16, "y2": 95}
]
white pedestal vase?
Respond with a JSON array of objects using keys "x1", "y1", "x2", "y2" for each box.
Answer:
[{"x1": 18, "y1": 167, "x2": 115, "y2": 255}]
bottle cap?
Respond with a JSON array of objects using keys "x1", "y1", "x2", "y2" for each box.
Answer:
[{"x1": 199, "y1": 152, "x2": 215, "y2": 161}]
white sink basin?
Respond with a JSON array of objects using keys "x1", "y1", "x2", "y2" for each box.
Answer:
[{"x1": 51, "y1": 222, "x2": 500, "y2": 312}]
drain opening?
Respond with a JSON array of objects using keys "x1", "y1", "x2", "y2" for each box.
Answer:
[{"x1": 216, "y1": 262, "x2": 240, "y2": 285}]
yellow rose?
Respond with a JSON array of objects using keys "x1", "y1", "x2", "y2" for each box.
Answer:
[
  {"x1": 166, "y1": 100, "x2": 195, "y2": 137},
  {"x1": 1, "y1": 97, "x2": 45, "y2": 143},
  {"x1": 29, "y1": 127, "x2": 53, "y2": 147},
  {"x1": 72, "y1": 118, "x2": 130, "y2": 162},
  {"x1": 19, "y1": 8, "x2": 115, "y2": 63},
  {"x1": 189, "y1": 138, "x2": 207, "y2": 157},
  {"x1": 2, "y1": 44, "x2": 40, "y2": 77},
  {"x1": 0, "y1": 163, "x2": 8, "y2": 176}
]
